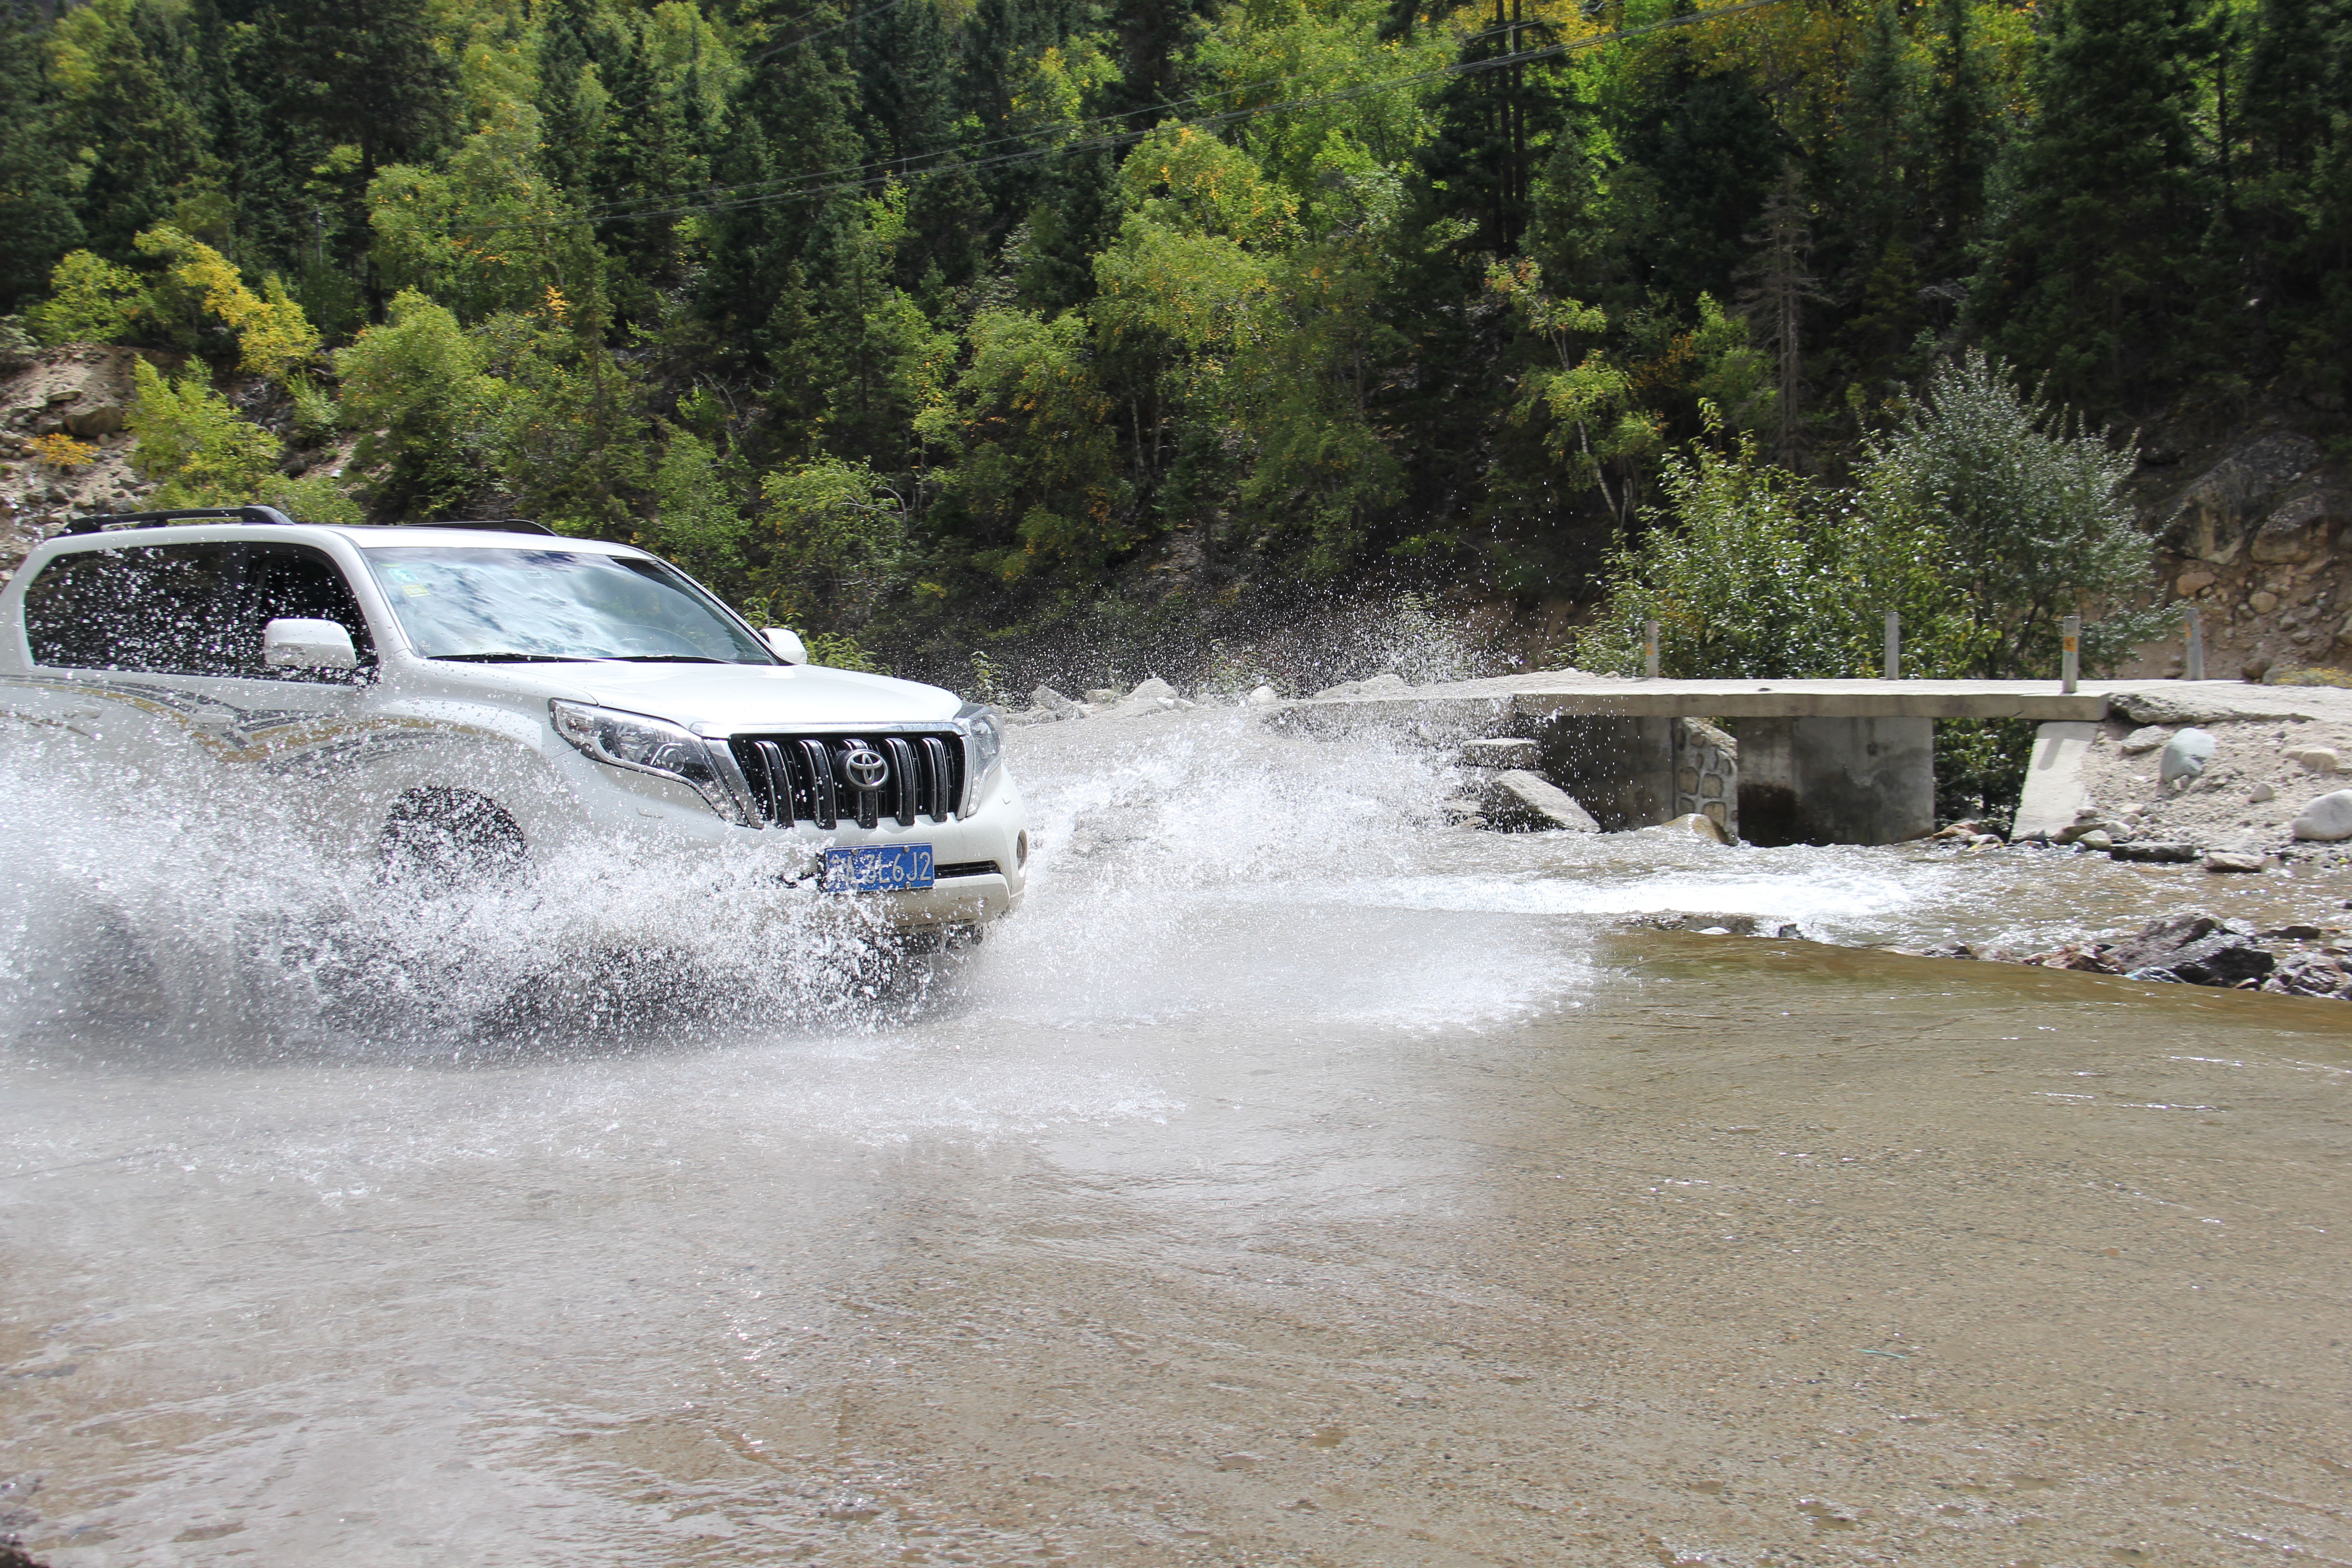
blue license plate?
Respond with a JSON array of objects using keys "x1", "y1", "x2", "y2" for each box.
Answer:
[{"x1": 823, "y1": 843, "x2": 935, "y2": 892}]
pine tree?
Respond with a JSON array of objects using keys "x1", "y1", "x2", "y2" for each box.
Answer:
[
  {"x1": 0, "y1": 1, "x2": 83, "y2": 314},
  {"x1": 68, "y1": 0, "x2": 216, "y2": 262},
  {"x1": 1977, "y1": 0, "x2": 2216, "y2": 407}
]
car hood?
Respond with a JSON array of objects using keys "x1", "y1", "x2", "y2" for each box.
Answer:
[{"x1": 539, "y1": 662, "x2": 963, "y2": 733}]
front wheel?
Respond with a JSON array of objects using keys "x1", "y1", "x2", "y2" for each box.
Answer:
[{"x1": 379, "y1": 787, "x2": 529, "y2": 888}]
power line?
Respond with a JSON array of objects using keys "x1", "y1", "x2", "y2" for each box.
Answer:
[{"x1": 455, "y1": 0, "x2": 1793, "y2": 237}]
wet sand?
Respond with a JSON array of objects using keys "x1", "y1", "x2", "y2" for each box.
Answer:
[{"x1": 5, "y1": 712, "x2": 2351, "y2": 1565}]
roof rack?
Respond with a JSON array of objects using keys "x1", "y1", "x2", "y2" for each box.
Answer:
[
  {"x1": 412, "y1": 519, "x2": 559, "y2": 537},
  {"x1": 61, "y1": 505, "x2": 300, "y2": 535}
]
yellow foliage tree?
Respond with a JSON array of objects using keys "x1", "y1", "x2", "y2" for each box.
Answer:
[{"x1": 133, "y1": 227, "x2": 322, "y2": 382}]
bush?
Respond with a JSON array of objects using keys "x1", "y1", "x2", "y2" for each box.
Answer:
[
  {"x1": 126, "y1": 359, "x2": 281, "y2": 505},
  {"x1": 1568, "y1": 355, "x2": 2165, "y2": 683},
  {"x1": 29, "y1": 251, "x2": 147, "y2": 345}
]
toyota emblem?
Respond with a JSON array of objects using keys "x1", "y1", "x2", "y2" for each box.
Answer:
[{"x1": 840, "y1": 744, "x2": 889, "y2": 791}]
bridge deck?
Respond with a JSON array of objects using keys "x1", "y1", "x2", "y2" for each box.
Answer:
[{"x1": 1285, "y1": 676, "x2": 2339, "y2": 727}]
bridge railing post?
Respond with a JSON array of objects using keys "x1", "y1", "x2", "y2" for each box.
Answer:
[
  {"x1": 2184, "y1": 605, "x2": 2205, "y2": 681},
  {"x1": 1883, "y1": 610, "x2": 1900, "y2": 680},
  {"x1": 1643, "y1": 620, "x2": 1660, "y2": 679},
  {"x1": 2061, "y1": 613, "x2": 2081, "y2": 694}
]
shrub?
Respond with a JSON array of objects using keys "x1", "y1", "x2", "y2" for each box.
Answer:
[{"x1": 29, "y1": 251, "x2": 147, "y2": 345}]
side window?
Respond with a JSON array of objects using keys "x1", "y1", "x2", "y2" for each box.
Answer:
[
  {"x1": 24, "y1": 544, "x2": 250, "y2": 676},
  {"x1": 23, "y1": 542, "x2": 376, "y2": 681},
  {"x1": 248, "y1": 544, "x2": 376, "y2": 681}
]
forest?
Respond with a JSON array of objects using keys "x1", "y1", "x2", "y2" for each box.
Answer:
[{"x1": 1, "y1": 0, "x2": 2347, "y2": 686}]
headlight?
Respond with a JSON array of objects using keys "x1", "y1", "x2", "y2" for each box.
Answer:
[
  {"x1": 956, "y1": 701, "x2": 1003, "y2": 814},
  {"x1": 551, "y1": 700, "x2": 742, "y2": 822},
  {"x1": 956, "y1": 700, "x2": 1003, "y2": 781}
]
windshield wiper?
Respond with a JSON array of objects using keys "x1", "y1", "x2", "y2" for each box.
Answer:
[
  {"x1": 602, "y1": 654, "x2": 735, "y2": 663},
  {"x1": 431, "y1": 652, "x2": 615, "y2": 663}
]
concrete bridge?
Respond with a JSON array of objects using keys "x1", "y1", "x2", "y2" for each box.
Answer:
[{"x1": 1279, "y1": 674, "x2": 2327, "y2": 844}]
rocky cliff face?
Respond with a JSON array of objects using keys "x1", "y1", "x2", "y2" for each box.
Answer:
[
  {"x1": 2136, "y1": 426, "x2": 2350, "y2": 679},
  {"x1": 0, "y1": 344, "x2": 163, "y2": 579}
]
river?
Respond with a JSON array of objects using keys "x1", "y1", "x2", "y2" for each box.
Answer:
[{"x1": 4, "y1": 706, "x2": 2348, "y2": 1565}]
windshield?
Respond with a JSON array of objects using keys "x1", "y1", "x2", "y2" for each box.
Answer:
[{"x1": 362, "y1": 546, "x2": 774, "y2": 664}]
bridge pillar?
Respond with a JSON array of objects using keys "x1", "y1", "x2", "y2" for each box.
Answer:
[{"x1": 1735, "y1": 716, "x2": 1935, "y2": 846}]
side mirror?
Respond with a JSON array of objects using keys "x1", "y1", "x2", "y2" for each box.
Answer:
[
  {"x1": 761, "y1": 627, "x2": 808, "y2": 665},
  {"x1": 263, "y1": 617, "x2": 358, "y2": 671}
]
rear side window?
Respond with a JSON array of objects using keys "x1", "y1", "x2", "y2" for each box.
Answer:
[{"x1": 24, "y1": 542, "x2": 376, "y2": 680}]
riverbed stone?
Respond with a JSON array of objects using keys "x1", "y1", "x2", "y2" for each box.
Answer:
[
  {"x1": 2292, "y1": 789, "x2": 2352, "y2": 841},
  {"x1": 1480, "y1": 770, "x2": 1600, "y2": 833},
  {"x1": 2288, "y1": 745, "x2": 2341, "y2": 773},
  {"x1": 2119, "y1": 726, "x2": 2172, "y2": 754},
  {"x1": 2111, "y1": 840, "x2": 2200, "y2": 863},
  {"x1": 1029, "y1": 684, "x2": 1081, "y2": 718},
  {"x1": 2160, "y1": 728, "x2": 2217, "y2": 787},
  {"x1": 2204, "y1": 850, "x2": 2267, "y2": 872},
  {"x1": 1642, "y1": 811, "x2": 1732, "y2": 844}
]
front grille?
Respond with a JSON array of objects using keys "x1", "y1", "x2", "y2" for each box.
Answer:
[
  {"x1": 730, "y1": 730, "x2": 965, "y2": 830},
  {"x1": 934, "y1": 860, "x2": 1000, "y2": 880}
]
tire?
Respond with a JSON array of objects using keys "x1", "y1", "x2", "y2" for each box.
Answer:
[{"x1": 379, "y1": 787, "x2": 529, "y2": 888}]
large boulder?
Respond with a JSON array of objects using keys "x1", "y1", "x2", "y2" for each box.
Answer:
[
  {"x1": 1481, "y1": 770, "x2": 1600, "y2": 833},
  {"x1": 2249, "y1": 485, "x2": 2347, "y2": 564},
  {"x1": 9, "y1": 343, "x2": 143, "y2": 441},
  {"x1": 2292, "y1": 789, "x2": 2352, "y2": 842},
  {"x1": 2158, "y1": 728, "x2": 2216, "y2": 787},
  {"x1": 2106, "y1": 912, "x2": 2274, "y2": 986},
  {"x1": 2161, "y1": 431, "x2": 2322, "y2": 565}
]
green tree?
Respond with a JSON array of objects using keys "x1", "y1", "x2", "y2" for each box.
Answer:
[
  {"x1": 1978, "y1": 0, "x2": 2217, "y2": 407},
  {"x1": 0, "y1": 3, "x2": 84, "y2": 316},
  {"x1": 1860, "y1": 350, "x2": 2166, "y2": 678}
]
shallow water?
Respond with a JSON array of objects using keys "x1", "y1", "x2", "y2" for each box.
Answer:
[{"x1": 4, "y1": 709, "x2": 2349, "y2": 1565}]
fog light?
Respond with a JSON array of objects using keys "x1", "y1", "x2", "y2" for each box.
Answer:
[{"x1": 1016, "y1": 829, "x2": 1029, "y2": 868}]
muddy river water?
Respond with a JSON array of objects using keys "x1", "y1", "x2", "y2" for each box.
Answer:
[{"x1": 3, "y1": 709, "x2": 2349, "y2": 1566}]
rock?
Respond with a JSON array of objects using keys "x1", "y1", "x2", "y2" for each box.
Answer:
[
  {"x1": 2168, "y1": 933, "x2": 2277, "y2": 985},
  {"x1": 1916, "y1": 942, "x2": 1977, "y2": 960},
  {"x1": 2158, "y1": 728, "x2": 2216, "y2": 787},
  {"x1": 2076, "y1": 829, "x2": 2114, "y2": 851},
  {"x1": 2261, "y1": 923, "x2": 2325, "y2": 939},
  {"x1": 1480, "y1": 770, "x2": 1600, "y2": 833},
  {"x1": 2161, "y1": 431, "x2": 2322, "y2": 565},
  {"x1": 2106, "y1": 912, "x2": 2276, "y2": 986},
  {"x1": 2106, "y1": 913, "x2": 2219, "y2": 971},
  {"x1": 1642, "y1": 811, "x2": 1732, "y2": 845},
  {"x1": 1029, "y1": 684, "x2": 1081, "y2": 718},
  {"x1": 2118, "y1": 726, "x2": 2172, "y2": 754},
  {"x1": 2292, "y1": 789, "x2": 2352, "y2": 841},
  {"x1": 2287, "y1": 745, "x2": 2341, "y2": 773},
  {"x1": 1460, "y1": 736, "x2": 1541, "y2": 769},
  {"x1": 2203, "y1": 850, "x2": 2267, "y2": 872},
  {"x1": 2249, "y1": 589, "x2": 2281, "y2": 614},
  {"x1": 2177, "y1": 569, "x2": 2216, "y2": 595},
  {"x1": 2026, "y1": 944, "x2": 2119, "y2": 973},
  {"x1": 1083, "y1": 687, "x2": 1121, "y2": 705},
  {"x1": 2053, "y1": 808, "x2": 2115, "y2": 844},
  {"x1": 2262, "y1": 952, "x2": 2352, "y2": 998},
  {"x1": 2110, "y1": 840, "x2": 2199, "y2": 862},
  {"x1": 1246, "y1": 684, "x2": 1279, "y2": 706},
  {"x1": 2249, "y1": 486, "x2": 2345, "y2": 564},
  {"x1": 1629, "y1": 912, "x2": 1800, "y2": 938},
  {"x1": 1128, "y1": 676, "x2": 1176, "y2": 704},
  {"x1": 2250, "y1": 781, "x2": 2276, "y2": 803}
]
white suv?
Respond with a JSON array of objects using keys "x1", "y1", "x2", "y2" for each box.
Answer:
[{"x1": 0, "y1": 507, "x2": 1026, "y2": 934}]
